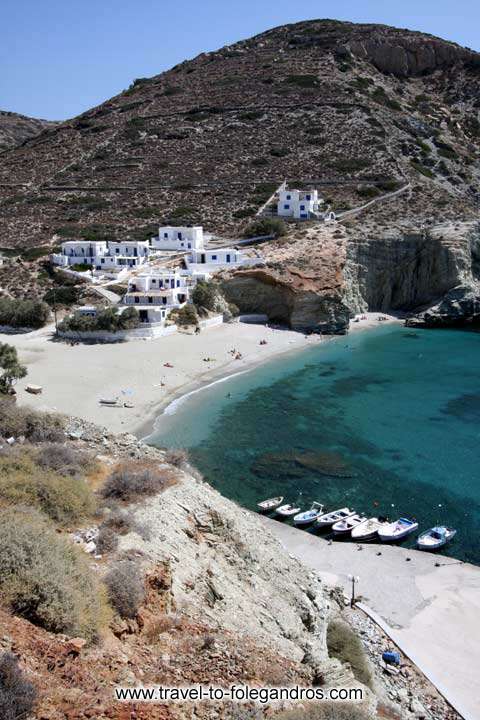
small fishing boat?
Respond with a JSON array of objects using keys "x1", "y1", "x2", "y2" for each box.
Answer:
[
  {"x1": 417, "y1": 526, "x2": 457, "y2": 550},
  {"x1": 293, "y1": 501, "x2": 324, "y2": 526},
  {"x1": 378, "y1": 517, "x2": 419, "y2": 542},
  {"x1": 351, "y1": 517, "x2": 386, "y2": 541},
  {"x1": 332, "y1": 514, "x2": 365, "y2": 535},
  {"x1": 276, "y1": 502, "x2": 302, "y2": 518},
  {"x1": 315, "y1": 507, "x2": 355, "y2": 529},
  {"x1": 257, "y1": 496, "x2": 284, "y2": 512}
]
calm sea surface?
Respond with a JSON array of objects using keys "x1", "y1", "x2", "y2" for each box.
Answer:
[{"x1": 148, "y1": 325, "x2": 480, "y2": 563}]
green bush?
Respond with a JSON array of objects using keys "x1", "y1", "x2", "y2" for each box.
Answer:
[
  {"x1": 43, "y1": 285, "x2": 79, "y2": 306},
  {"x1": 0, "y1": 507, "x2": 107, "y2": 641},
  {"x1": 411, "y1": 161, "x2": 434, "y2": 178},
  {"x1": 0, "y1": 451, "x2": 95, "y2": 525},
  {"x1": 284, "y1": 74, "x2": 319, "y2": 88},
  {"x1": 0, "y1": 399, "x2": 65, "y2": 442},
  {"x1": 59, "y1": 306, "x2": 139, "y2": 334},
  {"x1": 327, "y1": 619, "x2": 373, "y2": 689},
  {"x1": 244, "y1": 217, "x2": 286, "y2": 238},
  {"x1": 192, "y1": 281, "x2": 218, "y2": 311},
  {"x1": 174, "y1": 304, "x2": 198, "y2": 326},
  {"x1": 0, "y1": 652, "x2": 37, "y2": 720},
  {"x1": 357, "y1": 185, "x2": 380, "y2": 199},
  {"x1": 0, "y1": 298, "x2": 50, "y2": 329}
]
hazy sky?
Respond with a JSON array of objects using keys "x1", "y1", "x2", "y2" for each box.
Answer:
[{"x1": 1, "y1": 0, "x2": 478, "y2": 121}]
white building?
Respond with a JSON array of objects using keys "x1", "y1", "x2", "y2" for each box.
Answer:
[
  {"x1": 187, "y1": 247, "x2": 243, "y2": 267},
  {"x1": 150, "y1": 226, "x2": 204, "y2": 252},
  {"x1": 123, "y1": 270, "x2": 191, "y2": 324},
  {"x1": 277, "y1": 188, "x2": 323, "y2": 219},
  {"x1": 51, "y1": 241, "x2": 108, "y2": 267},
  {"x1": 52, "y1": 239, "x2": 150, "y2": 277}
]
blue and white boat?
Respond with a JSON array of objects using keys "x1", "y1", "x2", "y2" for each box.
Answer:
[
  {"x1": 417, "y1": 526, "x2": 457, "y2": 550},
  {"x1": 293, "y1": 502, "x2": 324, "y2": 526},
  {"x1": 378, "y1": 517, "x2": 419, "y2": 542}
]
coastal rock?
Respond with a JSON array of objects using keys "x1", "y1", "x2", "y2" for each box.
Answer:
[
  {"x1": 222, "y1": 270, "x2": 350, "y2": 333},
  {"x1": 406, "y1": 284, "x2": 480, "y2": 327},
  {"x1": 344, "y1": 222, "x2": 480, "y2": 314}
]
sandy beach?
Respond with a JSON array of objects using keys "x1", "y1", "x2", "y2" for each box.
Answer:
[
  {"x1": 264, "y1": 517, "x2": 480, "y2": 720},
  {"x1": 3, "y1": 312, "x2": 399, "y2": 437}
]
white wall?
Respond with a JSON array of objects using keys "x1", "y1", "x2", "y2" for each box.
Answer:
[{"x1": 151, "y1": 226, "x2": 204, "y2": 251}]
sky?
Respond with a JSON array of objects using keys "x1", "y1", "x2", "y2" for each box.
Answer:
[{"x1": 1, "y1": 0, "x2": 479, "y2": 121}]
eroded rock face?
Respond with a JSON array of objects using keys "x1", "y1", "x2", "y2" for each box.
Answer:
[
  {"x1": 223, "y1": 269, "x2": 351, "y2": 333},
  {"x1": 348, "y1": 35, "x2": 479, "y2": 77},
  {"x1": 344, "y1": 222, "x2": 480, "y2": 314}
]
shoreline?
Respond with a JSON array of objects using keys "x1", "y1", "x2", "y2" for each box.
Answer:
[
  {"x1": 139, "y1": 311, "x2": 402, "y2": 440},
  {"x1": 263, "y1": 516, "x2": 480, "y2": 720},
  {"x1": 3, "y1": 312, "x2": 400, "y2": 438}
]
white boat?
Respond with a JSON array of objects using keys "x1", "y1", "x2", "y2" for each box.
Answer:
[
  {"x1": 276, "y1": 502, "x2": 302, "y2": 518},
  {"x1": 417, "y1": 526, "x2": 457, "y2": 550},
  {"x1": 378, "y1": 517, "x2": 419, "y2": 542},
  {"x1": 332, "y1": 514, "x2": 365, "y2": 535},
  {"x1": 257, "y1": 496, "x2": 284, "y2": 512},
  {"x1": 293, "y1": 502, "x2": 324, "y2": 526},
  {"x1": 315, "y1": 507, "x2": 355, "y2": 529},
  {"x1": 351, "y1": 517, "x2": 385, "y2": 541}
]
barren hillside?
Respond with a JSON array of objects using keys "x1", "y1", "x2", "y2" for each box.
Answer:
[{"x1": 0, "y1": 110, "x2": 57, "y2": 153}]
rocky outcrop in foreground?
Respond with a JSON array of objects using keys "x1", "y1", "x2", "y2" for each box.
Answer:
[{"x1": 406, "y1": 284, "x2": 480, "y2": 327}]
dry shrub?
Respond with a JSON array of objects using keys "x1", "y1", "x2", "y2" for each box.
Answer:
[
  {"x1": 0, "y1": 652, "x2": 37, "y2": 720},
  {"x1": 0, "y1": 450, "x2": 95, "y2": 525},
  {"x1": 0, "y1": 507, "x2": 108, "y2": 642},
  {"x1": 143, "y1": 614, "x2": 183, "y2": 643},
  {"x1": 327, "y1": 619, "x2": 374, "y2": 690},
  {"x1": 104, "y1": 560, "x2": 145, "y2": 618},
  {"x1": 274, "y1": 703, "x2": 372, "y2": 720},
  {"x1": 36, "y1": 442, "x2": 95, "y2": 477},
  {"x1": 164, "y1": 448, "x2": 189, "y2": 469},
  {"x1": 0, "y1": 399, "x2": 65, "y2": 442},
  {"x1": 97, "y1": 509, "x2": 150, "y2": 553},
  {"x1": 100, "y1": 460, "x2": 176, "y2": 503},
  {"x1": 96, "y1": 526, "x2": 119, "y2": 554}
]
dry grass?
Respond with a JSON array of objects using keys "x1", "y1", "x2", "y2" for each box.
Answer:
[
  {"x1": 0, "y1": 399, "x2": 65, "y2": 443},
  {"x1": 0, "y1": 507, "x2": 109, "y2": 642},
  {"x1": 0, "y1": 449, "x2": 95, "y2": 525},
  {"x1": 100, "y1": 460, "x2": 178, "y2": 504}
]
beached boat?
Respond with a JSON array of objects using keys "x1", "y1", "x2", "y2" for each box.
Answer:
[
  {"x1": 257, "y1": 496, "x2": 284, "y2": 512},
  {"x1": 99, "y1": 397, "x2": 121, "y2": 406},
  {"x1": 417, "y1": 526, "x2": 457, "y2": 550},
  {"x1": 378, "y1": 517, "x2": 418, "y2": 542},
  {"x1": 332, "y1": 514, "x2": 365, "y2": 535},
  {"x1": 276, "y1": 502, "x2": 302, "y2": 518},
  {"x1": 293, "y1": 501, "x2": 324, "y2": 526},
  {"x1": 351, "y1": 517, "x2": 385, "y2": 541},
  {"x1": 315, "y1": 507, "x2": 355, "y2": 529}
]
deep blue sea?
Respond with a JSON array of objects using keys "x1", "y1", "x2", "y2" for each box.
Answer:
[{"x1": 148, "y1": 325, "x2": 480, "y2": 563}]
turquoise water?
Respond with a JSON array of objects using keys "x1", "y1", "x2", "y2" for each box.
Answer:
[{"x1": 148, "y1": 325, "x2": 480, "y2": 563}]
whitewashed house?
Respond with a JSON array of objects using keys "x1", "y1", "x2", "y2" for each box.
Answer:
[
  {"x1": 151, "y1": 226, "x2": 204, "y2": 252},
  {"x1": 123, "y1": 269, "x2": 191, "y2": 324},
  {"x1": 52, "y1": 239, "x2": 150, "y2": 278},
  {"x1": 186, "y1": 247, "x2": 260, "y2": 272},
  {"x1": 277, "y1": 188, "x2": 323, "y2": 219},
  {"x1": 51, "y1": 241, "x2": 108, "y2": 267}
]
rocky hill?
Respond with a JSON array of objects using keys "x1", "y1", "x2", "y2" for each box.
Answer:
[
  {"x1": 1, "y1": 19, "x2": 480, "y2": 327},
  {"x1": 0, "y1": 110, "x2": 57, "y2": 153}
]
